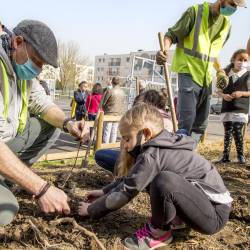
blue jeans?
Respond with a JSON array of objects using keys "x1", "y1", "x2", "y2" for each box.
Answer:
[
  {"x1": 95, "y1": 149, "x2": 120, "y2": 173},
  {"x1": 177, "y1": 73, "x2": 211, "y2": 145}
]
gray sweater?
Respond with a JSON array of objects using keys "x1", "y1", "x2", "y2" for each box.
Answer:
[
  {"x1": 0, "y1": 46, "x2": 55, "y2": 142},
  {"x1": 88, "y1": 130, "x2": 231, "y2": 219},
  {"x1": 102, "y1": 86, "x2": 125, "y2": 116}
]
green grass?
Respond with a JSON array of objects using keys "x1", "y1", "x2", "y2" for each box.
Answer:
[{"x1": 33, "y1": 151, "x2": 96, "y2": 169}]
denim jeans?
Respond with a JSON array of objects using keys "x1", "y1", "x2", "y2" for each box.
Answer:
[
  {"x1": 103, "y1": 122, "x2": 119, "y2": 143},
  {"x1": 95, "y1": 149, "x2": 120, "y2": 173},
  {"x1": 177, "y1": 73, "x2": 211, "y2": 145},
  {"x1": 150, "y1": 171, "x2": 231, "y2": 234}
]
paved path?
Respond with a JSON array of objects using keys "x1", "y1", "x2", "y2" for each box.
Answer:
[{"x1": 49, "y1": 98, "x2": 248, "y2": 155}]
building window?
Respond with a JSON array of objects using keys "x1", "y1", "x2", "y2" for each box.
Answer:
[
  {"x1": 126, "y1": 57, "x2": 130, "y2": 63},
  {"x1": 97, "y1": 67, "x2": 100, "y2": 72},
  {"x1": 108, "y1": 67, "x2": 120, "y2": 76},
  {"x1": 109, "y1": 58, "x2": 121, "y2": 66},
  {"x1": 103, "y1": 58, "x2": 105, "y2": 63},
  {"x1": 98, "y1": 58, "x2": 102, "y2": 63}
]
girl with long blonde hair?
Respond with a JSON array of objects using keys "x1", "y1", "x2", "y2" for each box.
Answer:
[{"x1": 79, "y1": 104, "x2": 232, "y2": 250}]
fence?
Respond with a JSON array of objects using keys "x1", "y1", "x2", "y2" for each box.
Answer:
[{"x1": 94, "y1": 112, "x2": 121, "y2": 151}]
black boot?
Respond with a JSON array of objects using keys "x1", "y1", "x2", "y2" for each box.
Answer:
[
  {"x1": 233, "y1": 122, "x2": 246, "y2": 165},
  {"x1": 216, "y1": 122, "x2": 233, "y2": 164},
  {"x1": 238, "y1": 155, "x2": 246, "y2": 164},
  {"x1": 216, "y1": 154, "x2": 231, "y2": 163}
]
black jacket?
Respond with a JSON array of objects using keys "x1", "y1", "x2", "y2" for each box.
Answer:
[
  {"x1": 221, "y1": 71, "x2": 250, "y2": 114},
  {"x1": 74, "y1": 89, "x2": 87, "y2": 116},
  {"x1": 88, "y1": 130, "x2": 229, "y2": 219}
]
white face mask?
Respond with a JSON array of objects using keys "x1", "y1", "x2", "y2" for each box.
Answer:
[{"x1": 234, "y1": 61, "x2": 249, "y2": 71}]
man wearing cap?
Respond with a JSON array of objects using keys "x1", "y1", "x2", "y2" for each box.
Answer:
[
  {"x1": 156, "y1": 0, "x2": 246, "y2": 145},
  {"x1": 0, "y1": 20, "x2": 89, "y2": 225}
]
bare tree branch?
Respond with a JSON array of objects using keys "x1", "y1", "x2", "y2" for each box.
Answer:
[{"x1": 58, "y1": 41, "x2": 89, "y2": 92}]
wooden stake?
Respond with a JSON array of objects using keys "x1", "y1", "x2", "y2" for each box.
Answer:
[
  {"x1": 158, "y1": 32, "x2": 178, "y2": 132},
  {"x1": 95, "y1": 111, "x2": 104, "y2": 151}
]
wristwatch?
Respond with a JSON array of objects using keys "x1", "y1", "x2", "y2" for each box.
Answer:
[{"x1": 62, "y1": 118, "x2": 74, "y2": 133}]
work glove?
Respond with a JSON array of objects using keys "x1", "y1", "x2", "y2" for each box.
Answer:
[
  {"x1": 156, "y1": 50, "x2": 168, "y2": 65},
  {"x1": 216, "y1": 70, "x2": 229, "y2": 90}
]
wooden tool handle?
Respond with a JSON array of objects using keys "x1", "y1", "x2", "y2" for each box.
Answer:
[
  {"x1": 158, "y1": 32, "x2": 165, "y2": 52},
  {"x1": 158, "y1": 32, "x2": 178, "y2": 132}
]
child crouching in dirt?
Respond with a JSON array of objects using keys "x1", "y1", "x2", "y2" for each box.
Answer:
[
  {"x1": 78, "y1": 104, "x2": 232, "y2": 250},
  {"x1": 94, "y1": 89, "x2": 173, "y2": 173},
  {"x1": 216, "y1": 49, "x2": 250, "y2": 164}
]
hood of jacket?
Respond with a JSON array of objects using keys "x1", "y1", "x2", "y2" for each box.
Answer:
[{"x1": 142, "y1": 129, "x2": 196, "y2": 151}]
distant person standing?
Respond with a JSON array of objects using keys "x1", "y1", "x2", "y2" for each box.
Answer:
[
  {"x1": 74, "y1": 81, "x2": 88, "y2": 121},
  {"x1": 216, "y1": 49, "x2": 250, "y2": 164},
  {"x1": 86, "y1": 83, "x2": 103, "y2": 121},
  {"x1": 156, "y1": 0, "x2": 247, "y2": 145},
  {"x1": 102, "y1": 77, "x2": 125, "y2": 143}
]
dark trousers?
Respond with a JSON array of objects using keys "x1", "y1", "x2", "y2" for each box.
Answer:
[
  {"x1": 88, "y1": 113, "x2": 96, "y2": 121},
  {"x1": 150, "y1": 172, "x2": 231, "y2": 235},
  {"x1": 177, "y1": 73, "x2": 212, "y2": 145},
  {"x1": 94, "y1": 149, "x2": 120, "y2": 173},
  {"x1": 223, "y1": 121, "x2": 245, "y2": 157},
  {"x1": 6, "y1": 116, "x2": 60, "y2": 166}
]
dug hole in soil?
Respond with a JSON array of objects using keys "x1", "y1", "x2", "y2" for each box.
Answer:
[{"x1": 0, "y1": 140, "x2": 250, "y2": 250}]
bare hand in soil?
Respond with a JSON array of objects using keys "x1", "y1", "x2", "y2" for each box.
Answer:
[
  {"x1": 85, "y1": 189, "x2": 104, "y2": 203},
  {"x1": 37, "y1": 186, "x2": 70, "y2": 214},
  {"x1": 78, "y1": 201, "x2": 90, "y2": 216}
]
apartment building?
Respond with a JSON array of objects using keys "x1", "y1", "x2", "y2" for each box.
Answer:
[{"x1": 94, "y1": 50, "x2": 178, "y2": 95}]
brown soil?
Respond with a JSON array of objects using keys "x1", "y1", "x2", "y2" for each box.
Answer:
[{"x1": 0, "y1": 140, "x2": 249, "y2": 250}]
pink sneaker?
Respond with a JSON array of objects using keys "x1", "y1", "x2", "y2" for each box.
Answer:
[{"x1": 123, "y1": 223, "x2": 173, "y2": 250}]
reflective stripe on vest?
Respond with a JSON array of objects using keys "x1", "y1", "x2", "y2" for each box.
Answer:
[
  {"x1": 0, "y1": 59, "x2": 9, "y2": 119},
  {"x1": 17, "y1": 79, "x2": 28, "y2": 133},
  {"x1": 171, "y1": 2, "x2": 230, "y2": 86},
  {"x1": 178, "y1": 4, "x2": 216, "y2": 63},
  {"x1": 0, "y1": 59, "x2": 28, "y2": 133}
]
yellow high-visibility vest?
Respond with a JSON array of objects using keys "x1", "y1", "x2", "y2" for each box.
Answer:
[
  {"x1": 171, "y1": 2, "x2": 230, "y2": 87},
  {"x1": 0, "y1": 59, "x2": 27, "y2": 133}
]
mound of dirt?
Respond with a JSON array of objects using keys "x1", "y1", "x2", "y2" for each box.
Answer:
[{"x1": 0, "y1": 140, "x2": 250, "y2": 250}]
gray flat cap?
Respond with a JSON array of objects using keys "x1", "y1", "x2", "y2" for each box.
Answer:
[{"x1": 13, "y1": 20, "x2": 58, "y2": 68}]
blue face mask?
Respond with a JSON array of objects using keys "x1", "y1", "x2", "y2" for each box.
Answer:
[
  {"x1": 220, "y1": 4, "x2": 237, "y2": 16},
  {"x1": 12, "y1": 45, "x2": 42, "y2": 80}
]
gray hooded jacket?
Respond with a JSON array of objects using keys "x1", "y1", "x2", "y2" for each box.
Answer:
[{"x1": 88, "y1": 130, "x2": 230, "y2": 219}]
